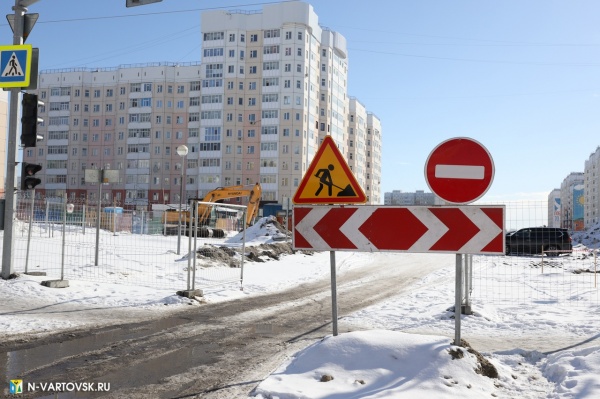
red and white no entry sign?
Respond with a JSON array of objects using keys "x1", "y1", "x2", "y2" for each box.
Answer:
[{"x1": 425, "y1": 137, "x2": 495, "y2": 204}]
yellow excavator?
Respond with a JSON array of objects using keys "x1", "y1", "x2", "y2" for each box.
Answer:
[{"x1": 163, "y1": 183, "x2": 262, "y2": 238}]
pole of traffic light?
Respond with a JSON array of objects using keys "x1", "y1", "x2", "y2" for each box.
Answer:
[{"x1": 1, "y1": 2, "x2": 26, "y2": 280}]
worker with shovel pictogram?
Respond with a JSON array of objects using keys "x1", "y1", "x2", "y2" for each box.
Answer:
[{"x1": 315, "y1": 164, "x2": 357, "y2": 197}]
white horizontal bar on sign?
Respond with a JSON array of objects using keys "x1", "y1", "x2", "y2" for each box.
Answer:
[{"x1": 435, "y1": 164, "x2": 484, "y2": 180}]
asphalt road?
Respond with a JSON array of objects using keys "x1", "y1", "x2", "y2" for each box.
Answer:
[{"x1": 1, "y1": 253, "x2": 450, "y2": 398}]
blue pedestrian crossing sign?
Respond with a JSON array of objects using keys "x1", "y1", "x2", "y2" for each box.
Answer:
[{"x1": 0, "y1": 44, "x2": 32, "y2": 88}]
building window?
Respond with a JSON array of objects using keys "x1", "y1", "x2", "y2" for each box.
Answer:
[
  {"x1": 264, "y1": 45, "x2": 280, "y2": 55},
  {"x1": 203, "y1": 31, "x2": 224, "y2": 41},
  {"x1": 264, "y1": 29, "x2": 280, "y2": 38}
]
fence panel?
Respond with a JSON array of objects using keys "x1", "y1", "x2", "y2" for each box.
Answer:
[
  {"x1": 472, "y1": 200, "x2": 599, "y2": 306},
  {"x1": 473, "y1": 250, "x2": 599, "y2": 307},
  {"x1": 4, "y1": 195, "x2": 247, "y2": 293}
]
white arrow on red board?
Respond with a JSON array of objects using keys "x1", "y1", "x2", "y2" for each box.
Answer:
[{"x1": 293, "y1": 205, "x2": 505, "y2": 254}]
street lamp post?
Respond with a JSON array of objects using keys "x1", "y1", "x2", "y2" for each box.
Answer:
[{"x1": 176, "y1": 145, "x2": 188, "y2": 255}]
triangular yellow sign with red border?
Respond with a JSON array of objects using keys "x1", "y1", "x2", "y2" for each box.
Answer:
[{"x1": 293, "y1": 136, "x2": 367, "y2": 204}]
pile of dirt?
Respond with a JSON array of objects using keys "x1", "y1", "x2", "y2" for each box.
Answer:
[
  {"x1": 194, "y1": 241, "x2": 313, "y2": 268},
  {"x1": 190, "y1": 217, "x2": 317, "y2": 267},
  {"x1": 449, "y1": 339, "x2": 499, "y2": 379}
]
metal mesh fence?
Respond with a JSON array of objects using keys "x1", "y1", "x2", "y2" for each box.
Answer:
[
  {"x1": 3, "y1": 197, "x2": 599, "y2": 305},
  {"x1": 473, "y1": 250, "x2": 599, "y2": 306},
  {"x1": 3, "y1": 195, "x2": 247, "y2": 292},
  {"x1": 472, "y1": 200, "x2": 600, "y2": 306}
]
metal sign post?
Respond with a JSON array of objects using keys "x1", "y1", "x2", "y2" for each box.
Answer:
[
  {"x1": 84, "y1": 169, "x2": 119, "y2": 266},
  {"x1": 95, "y1": 180, "x2": 102, "y2": 266},
  {"x1": 1, "y1": 2, "x2": 24, "y2": 280},
  {"x1": 24, "y1": 190, "x2": 35, "y2": 273},
  {"x1": 330, "y1": 251, "x2": 338, "y2": 336},
  {"x1": 454, "y1": 254, "x2": 463, "y2": 345}
]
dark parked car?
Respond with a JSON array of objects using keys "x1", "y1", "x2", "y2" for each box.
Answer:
[{"x1": 505, "y1": 227, "x2": 572, "y2": 256}]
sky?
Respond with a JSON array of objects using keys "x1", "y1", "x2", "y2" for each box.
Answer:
[
  {"x1": 2, "y1": 218, "x2": 600, "y2": 397},
  {"x1": 2, "y1": 0, "x2": 600, "y2": 202}
]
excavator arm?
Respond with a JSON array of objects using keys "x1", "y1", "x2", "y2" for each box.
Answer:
[
  {"x1": 162, "y1": 183, "x2": 262, "y2": 236},
  {"x1": 196, "y1": 183, "x2": 262, "y2": 227}
]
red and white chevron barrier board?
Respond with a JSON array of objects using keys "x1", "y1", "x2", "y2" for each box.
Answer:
[{"x1": 293, "y1": 205, "x2": 505, "y2": 254}]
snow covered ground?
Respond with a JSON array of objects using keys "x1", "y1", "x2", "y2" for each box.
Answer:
[{"x1": 2, "y1": 217, "x2": 600, "y2": 398}]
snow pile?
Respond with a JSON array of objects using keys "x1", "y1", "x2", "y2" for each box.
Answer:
[
  {"x1": 542, "y1": 346, "x2": 600, "y2": 397},
  {"x1": 253, "y1": 330, "x2": 531, "y2": 399},
  {"x1": 225, "y1": 216, "x2": 288, "y2": 245},
  {"x1": 571, "y1": 220, "x2": 600, "y2": 249}
]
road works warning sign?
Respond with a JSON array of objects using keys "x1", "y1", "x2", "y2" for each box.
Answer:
[
  {"x1": 0, "y1": 44, "x2": 32, "y2": 88},
  {"x1": 293, "y1": 136, "x2": 367, "y2": 204}
]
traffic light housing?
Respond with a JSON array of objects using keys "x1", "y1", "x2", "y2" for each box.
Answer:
[
  {"x1": 21, "y1": 93, "x2": 44, "y2": 148},
  {"x1": 21, "y1": 162, "x2": 42, "y2": 191}
]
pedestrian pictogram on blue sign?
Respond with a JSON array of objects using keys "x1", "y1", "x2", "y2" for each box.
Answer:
[{"x1": 0, "y1": 44, "x2": 32, "y2": 88}]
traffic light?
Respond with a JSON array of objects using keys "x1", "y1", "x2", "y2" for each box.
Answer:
[
  {"x1": 21, "y1": 93, "x2": 44, "y2": 148},
  {"x1": 21, "y1": 162, "x2": 42, "y2": 191}
]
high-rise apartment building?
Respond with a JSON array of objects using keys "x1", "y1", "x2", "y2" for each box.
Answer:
[
  {"x1": 22, "y1": 2, "x2": 381, "y2": 209},
  {"x1": 26, "y1": 63, "x2": 205, "y2": 207},
  {"x1": 366, "y1": 112, "x2": 382, "y2": 204},
  {"x1": 560, "y1": 172, "x2": 584, "y2": 230},
  {"x1": 346, "y1": 98, "x2": 382, "y2": 203},
  {"x1": 584, "y1": 146, "x2": 600, "y2": 227}
]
